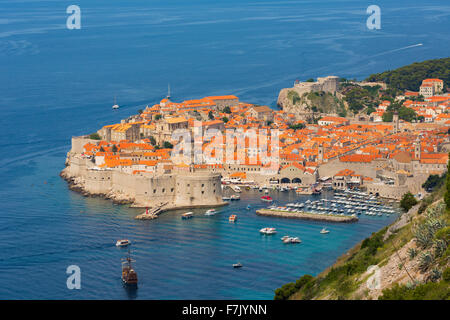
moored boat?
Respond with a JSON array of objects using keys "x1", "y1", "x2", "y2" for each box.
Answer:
[
  {"x1": 182, "y1": 212, "x2": 194, "y2": 219},
  {"x1": 261, "y1": 195, "x2": 273, "y2": 202},
  {"x1": 229, "y1": 214, "x2": 237, "y2": 222}
]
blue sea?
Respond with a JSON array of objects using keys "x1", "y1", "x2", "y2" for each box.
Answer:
[{"x1": 0, "y1": 0, "x2": 448, "y2": 299}]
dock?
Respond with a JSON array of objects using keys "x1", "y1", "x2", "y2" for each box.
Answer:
[
  {"x1": 134, "y1": 202, "x2": 168, "y2": 220},
  {"x1": 255, "y1": 209, "x2": 358, "y2": 223}
]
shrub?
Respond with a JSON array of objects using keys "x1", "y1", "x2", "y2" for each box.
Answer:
[
  {"x1": 408, "y1": 248, "x2": 417, "y2": 260},
  {"x1": 418, "y1": 252, "x2": 434, "y2": 272},
  {"x1": 400, "y1": 192, "x2": 418, "y2": 212},
  {"x1": 89, "y1": 133, "x2": 101, "y2": 140}
]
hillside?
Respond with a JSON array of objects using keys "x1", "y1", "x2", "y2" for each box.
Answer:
[
  {"x1": 365, "y1": 57, "x2": 450, "y2": 92},
  {"x1": 274, "y1": 158, "x2": 450, "y2": 300},
  {"x1": 277, "y1": 89, "x2": 348, "y2": 117}
]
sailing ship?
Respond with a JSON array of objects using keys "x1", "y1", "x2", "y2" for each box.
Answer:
[{"x1": 121, "y1": 250, "x2": 138, "y2": 286}]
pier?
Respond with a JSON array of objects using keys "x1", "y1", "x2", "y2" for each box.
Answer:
[{"x1": 255, "y1": 209, "x2": 358, "y2": 223}]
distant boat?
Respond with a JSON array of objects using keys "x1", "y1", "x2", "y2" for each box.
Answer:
[
  {"x1": 181, "y1": 212, "x2": 194, "y2": 219},
  {"x1": 116, "y1": 239, "x2": 131, "y2": 247},
  {"x1": 246, "y1": 204, "x2": 251, "y2": 210},
  {"x1": 112, "y1": 96, "x2": 119, "y2": 109},
  {"x1": 222, "y1": 196, "x2": 231, "y2": 201},
  {"x1": 320, "y1": 228, "x2": 330, "y2": 234},
  {"x1": 231, "y1": 194, "x2": 240, "y2": 200},
  {"x1": 233, "y1": 262, "x2": 242, "y2": 268},
  {"x1": 229, "y1": 214, "x2": 237, "y2": 222}
]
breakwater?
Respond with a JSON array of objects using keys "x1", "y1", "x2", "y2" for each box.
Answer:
[{"x1": 256, "y1": 209, "x2": 358, "y2": 223}]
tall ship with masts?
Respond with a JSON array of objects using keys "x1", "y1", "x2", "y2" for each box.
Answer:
[{"x1": 121, "y1": 250, "x2": 138, "y2": 286}]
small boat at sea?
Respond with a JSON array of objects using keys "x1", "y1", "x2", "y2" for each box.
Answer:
[
  {"x1": 121, "y1": 250, "x2": 137, "y2": 286},
  {"x1": 112, "y1": 96, "x2": 119, "y2": 109},
  {"x1": 229, "y1": 214, "x2": 237, "y2": 222},
  {"x1": 261, "y1": 195, "x2": 273, "y2": 202},
  {"x1": 231, "y1": 195, "x2": 240, "y2": 200},
  {"x1": 283, "y1": 237, "x2": 301, "y2": 244},
  {"x1": 205, "y1": 209, "x2": 216, "y2": 216},
  {"x1": 233, "y1": 262, "x2": 243, "y2": 268},
  {"x1": 222, "y1": 196, "x2": 231, "y2": 201},
  {"x1": 320, "y1": 228, "x2": 330, "y2": 234},
  {"x1": 246, "y1": 204, "x2": 251, "y2": 210},
  {"x1": 264, "y1": 189, "x2": 269, "y2": 194},
  {"x1": 116, "y1": 239, "x2": 131, "y2": 247},
  {"x1": 260, "y1": 227, "x2": 277, "y2": 235},
  {"x1": 182, "y1": 212, "x2": 194, "y2": 219}
]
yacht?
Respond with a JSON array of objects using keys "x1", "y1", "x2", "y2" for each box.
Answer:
[
  {"x1": 205, "y1": 209, "x2": 216, "y2": 216},
  {"x1": 116, "y1": 239, "x2": 131, "y2": 247},
  {"x1": 260, "y1": 227, "x2": 277, "y2": 235},
  {"x1": 233, "y1": 262, "x2": 243, "y2": 268}
]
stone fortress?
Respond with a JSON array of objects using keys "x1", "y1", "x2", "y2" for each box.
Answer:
[
  {"x1": 61, "y1": 136, "x2": 225, "y2": 210},
  {"x1": 292, "y1": 76, "x2": 340, "y2": 96}
]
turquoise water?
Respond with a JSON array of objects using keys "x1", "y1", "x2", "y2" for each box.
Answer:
[{"x1": 0, "y1": 0, "x2": 448, "y2": 299}]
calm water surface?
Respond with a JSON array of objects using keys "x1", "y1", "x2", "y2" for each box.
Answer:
[{"x1": 0, "y1": 0, "x2": 448, "y2": 299}]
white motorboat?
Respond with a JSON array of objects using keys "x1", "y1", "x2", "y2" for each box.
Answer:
[
  {"x1": 320, "y1": 228, "x2": 330, "y2": 234},
  {"x1": 260, "y1": 227, "x2": 277, "y2": 235},
  {"x1": 205, "y1": 209, "x2": 216, "y2": 216},
  {"x1": 116, "y1": 239, "x2": 131, "y2": 247}
]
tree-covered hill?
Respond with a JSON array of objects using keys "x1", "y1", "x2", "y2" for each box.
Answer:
[{"x1": 365, "y1": 57, "x2": 450, "y2": 92}]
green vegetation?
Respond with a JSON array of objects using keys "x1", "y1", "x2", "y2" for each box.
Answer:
[
  {"x1": 365, "y1": 57, "x2": 450, "y2": 92},
  {"x1": 400, "y1": 192, "x2": 418, "y2": 212},
  {"x1": 379, "y1": 278, "x2": 450, "y2": 300},
  {"x1": 89, "y1": 133, "x2": 101, "y2": 140},
  {"x1": 422, "y1": 173, "x2": 447, "y2": 192},
  {"x1": 342, "y1": 85, "x2": 381, "y2": 114},
  {"x1": 163, "y1": 141, "x2": 173, "y2": 149},
  {"x1": 208, "y1": 111, "x2": 214, "y2": 120},
  {"x1": 223, "y1": 106, "x2": 232, "y2": 114},
  {"x1": 222, "y1": 117, "x2": 229, "y2": 123},
  {"x1": 112, "y1": 144, "x2": 118, "y2": 153},
  {"x1": 155, "y1": 114, "x2": 162, "y2": 120},
  {"x1": 287, "y1": 90, "x2": 301, "y2": 105},
  {"x1": 289, "y1": 123, "x2": 306, "y2": 130}
]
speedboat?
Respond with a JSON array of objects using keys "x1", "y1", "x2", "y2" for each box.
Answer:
[
  {"x1": 260, "y1": 227, "x2": 277, "y2": 235},
  {"x1": 229, "y1": 214, "x2": 237, "y2": 222},
  {"x1": 205, "y1": 209, "x2": 216, "y2": 216},
  {"x1": 246, "y1": 204, "x2": 251, "y2": 210},
  {"x1": 261, "y1": 196, "x2": 273, "y2": 202},
  {"x1": 181, "y1": 212, "x2": 194, "y2": 219},
  {"x1": 320, "y1": 228, "x2": 329, "y2": 234},
  {"x1": 233, "y1": 262, "x2": 243, "y2": 268},
  {"x1": 116, "y1": 239, "x2": 131, "y2": 247},
  {"x1": 231, "y1": 195, "x2": 240, "y2": 200}
]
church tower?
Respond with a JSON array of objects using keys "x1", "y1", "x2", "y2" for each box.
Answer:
[
  {"x1": 393, "y1": 111, "x2": 399, "y2": 134},
  {"x1": 318, "y1": 144, "x2": 324, "y2": 163},
  {"x1": 414, "y1": 137, "x2": 421, "y2": 160}
]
